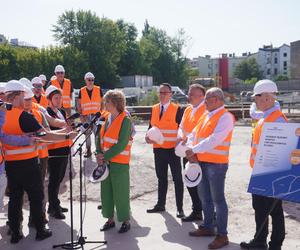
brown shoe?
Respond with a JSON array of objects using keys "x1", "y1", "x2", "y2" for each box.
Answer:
[
  {"x1": 189, "y1": 227, "x2": 215, "y2": 237},
  {"x1": 208, "y1": 235, "x2": 229, "y2": 249}
]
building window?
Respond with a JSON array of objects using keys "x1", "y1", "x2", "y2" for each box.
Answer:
[
  {"x1": 267, "y1": 69, "x2": 271, "y2": 75},
  {"x1": 283, "y1": 61, "x2": 287, "y2": 67},
  {"x1": 283, "y1": 72, "x2": 287, "y2": 75},
  {"x1": 267, "y1": 57, "x2": 271, "y2": 64},
  {"x1": 274, "y1": 58, "x2": 278, "y2": 64},
  {"x1": 274, "y1": 68, "x2": 278, "y2": 75},
  {"x1": 283, "y1": 52, "x2": 287, "y2": 57}
]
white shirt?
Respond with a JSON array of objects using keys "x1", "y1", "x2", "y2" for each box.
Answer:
[
  {"x1": 187, "y1": 105, "x2": 235, "y2": 153},
  {"x1": 178, "y1": 100, "x2": 204, "y2": 139},
  {"x1": 160, "y1": 101, "x2": 170, "y2": 115}
]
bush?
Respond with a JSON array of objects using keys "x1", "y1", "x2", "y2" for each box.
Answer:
[
  {"x1": 245, "y1": 77, "x2": 258, "y2": 85},
  {"x1": 138, "y1": 89, "x2": 159, "y2": 106}
]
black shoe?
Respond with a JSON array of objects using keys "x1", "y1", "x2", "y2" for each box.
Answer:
[
  {"x1": 182, "y1": 211, "x2": 203, "y2": 222},
  {"x1": 97, "y1": 205, "x2": 102, "y2": 210},
  {"x1": 59, "y1": 206, "x2": 68, "y2": 213},
  {"x1": 11, "y1": 231, "x2": 24, "y2": 244},
  {"x1": 36, "y1": 228, "x2": 52, "y2": 241},
  {"x1": 100, "y1": 221, "x2": 115, "y2": 231},
  {"x1": 176, "y1": 210, "x2": 185, "y2": 218},
  {"x1": 49, "y1": 210, "x2": 66, "y2": 220},
  {"x1": 118, "y1": 222, "x2": 130, "y2": 233},
  {"x1": 146, "y1": 206, "x2": 165, "y2": 213},
  {"x1": 240, "y1": 239, "x2": 268, "y2": 249}
]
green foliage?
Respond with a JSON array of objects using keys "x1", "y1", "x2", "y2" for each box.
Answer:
[
  {"x1": 1, "y1": 11, "x2": 190, "y2": 88},
  {"x1": 275, "y1": 75, "x2": 289, "y2": 81},
  {"x1": 234, "y1": 58, "x2": 262, "y2": 81},
  {"x1": 138, "y1": 89, "x2": 159, "y2": 106},
  {"x1": 244, "y1": 77, "x2": 258, "y2": 84}
]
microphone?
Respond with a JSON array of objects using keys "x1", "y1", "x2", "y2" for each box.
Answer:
[
  {"x1": 67, "y1": 112, "x2": 80, "y2": 120},
  {"x1": 72, "y1": 122, "x2": 89, "y2": 130},
  {"x1": 95, "y1": 117, "x2": 106, "y2": 135},
  {"x1": 89, "y1": 112, "x2": 101, "y2": 125}
]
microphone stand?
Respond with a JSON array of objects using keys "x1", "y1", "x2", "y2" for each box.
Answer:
[{"x1": 53, "y1": 117, "x2": 107, "y2": 249}]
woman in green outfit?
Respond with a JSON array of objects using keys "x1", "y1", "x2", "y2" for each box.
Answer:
[{"x1": 96, "y1": 90, "x2": 133, "y2": 233}]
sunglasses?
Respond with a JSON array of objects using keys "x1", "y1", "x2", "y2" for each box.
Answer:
[
  {"x1": 56, "y1": 72, "x2": 64, "y2": 75},
  {"x1": 87, "y1": 79, "x2": 94, "y2": 82},
  {"x1": 159, "y1": 91, "x2": 171, "y2": 95}
]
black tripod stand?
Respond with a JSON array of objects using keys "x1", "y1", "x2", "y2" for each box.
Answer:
[{"x1": 53, "y1": 122, "x2": 107, "y2": 249}]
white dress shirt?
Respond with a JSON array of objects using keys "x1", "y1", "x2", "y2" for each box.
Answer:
[
  {"x1": 160, "y1": 101, "x2": 171, "y2": 115},
  {"x1": 187, "y1": 105, "x2": 235, "y2": 153}
]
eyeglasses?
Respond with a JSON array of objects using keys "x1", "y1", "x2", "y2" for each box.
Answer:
[
  {"x1": 159, "y1": 91, "x2": 171, "y2": 95},
  {"x1": 56, "y1": 72, "x2": 64, "y2": 75},
  {"x1": 87, "y1": 79, "x2": 94, "y2": 82},
  {"x1": 33, "y1": 85, "x2": 43, "y2": 89}
]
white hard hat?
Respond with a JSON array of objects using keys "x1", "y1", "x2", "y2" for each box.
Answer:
[
  {"x1": 39, "y1": 74, "x2": 47, "y2": 81},
  {"x1": 19, "y1": 77, "x2": 32, "y2": 88},
  {"x1": 24, "y1": 85, "x2": 34, "y2": 99},
  {"x1": 84, "y1": 72, "x2": 95, "y2": 79},
  {"x1": 54, "y1": 65, "x2": 65, "y2": 73},
  {"x1": 89, "y1": 163, "x2": 109, "y2": 183},
  {"x1": 0, "y1": 82, "x2": 7, "y2": 93},
  {"x1": 5, "y1": 80, "x2": 25, "y2": 93},
  {"x1": 253, "y1": 79, "x2": 278, "y2": 96},
  {"x1": 146, "y1": 126, "x2": 164, "y2": 145},
  {"x1": 182, "y1": 162, "x2": 202, "y2": 187},
  {"x1": 31, "y1": 76, "x2": 42, "y2": 85},
  {"x1": 50, "y1": 75, "x2": 57, "y2": 81},
  {"x1": 45, "y1": 85, "x2": 61, "y2": 98},
  {"x1": 175, "y1": 141, "x2": 188, "y2": 158}
]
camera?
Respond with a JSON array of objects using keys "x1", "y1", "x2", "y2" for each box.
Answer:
[{"x1": 0, "y1": 100, "x2": 13, "y2": 110}]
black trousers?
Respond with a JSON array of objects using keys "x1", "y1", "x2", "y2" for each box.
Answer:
[
  {"x1": 183, "y1": 157, "x2": 202, "y2": 214},
  {"x1": 154, "y1": 148, "x2": 183, "y2": 211},
  {"x1": 252, "y1": 194, "x2": 285, "y2": 248},
  {"x1": 5, "y1": 158, "x2": 44, "y2": 233},
  {"x1": 48, "y1": 156, "x2": 68, "y2": 210}
]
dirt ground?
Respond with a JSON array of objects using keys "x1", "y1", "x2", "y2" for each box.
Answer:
[{"x1": 0, "y1": 124, "x2": 299, "y2": 249}]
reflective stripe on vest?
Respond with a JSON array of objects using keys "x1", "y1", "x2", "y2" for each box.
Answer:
[
  {"x1": 51, "y1": 79, "x2": 72, "y2": 108},
  {"x1": 250, "y1": 109, "x2": 288, "y2": 168},
  {"x1": 2, "y1": 108, "x2": 38, "y2": 161},
  {"x1": 80, "y1": 86, "x2": 101, "y2": 115},
  {"x1": 194, "y1": 108, "x2": 234, "y2": 164},
  {"x1": 181, "y1": 103, "x2": 206, "y2": 138},
  {"x1": 150, "y1": 103, "x2": 179, "y2": 149},
  {"x1": 100, "y1": 111, "x2": 132, "y2": 164}
]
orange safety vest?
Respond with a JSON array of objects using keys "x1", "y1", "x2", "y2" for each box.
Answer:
[
  {"x1": 250, "y1": 109, "x2": 287, "y2": 168},
  {"x1": 193, "y1": 108, "x2": 234, "y2": 164},
  {"x1": 100, "y1": 111, "x2": 132, "y2": 164},
  {"x1": 31, "y1": 109, "x2": 49, "y2": 159},
  {"x1": 32, "y1": 94, "x2": 48, "y2": 108},
  {"x1": 181, "y1": 103, "x2": 206, "y2": 139},
  {"x1": 80, "y1": 86, "x2": 102, "y2": 115},
  {"x1": 150, "y1": 103, "x2": 179, "y2": 149},
  {"x1": 0, "y1": 142, "x2": 4, "y2": 165},
  {"x1": 51, "y1": 78, "x2": 72, "y2": 108},
  {"x1": 2, "y1": 108, "x2": 38, "y2": 161}
]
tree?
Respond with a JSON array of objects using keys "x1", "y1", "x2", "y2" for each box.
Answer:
[{"x1": 234, "y1": 58, "x2": 262, "y2": 81}]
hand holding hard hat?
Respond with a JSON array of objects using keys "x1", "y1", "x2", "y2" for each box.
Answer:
[
  {"x1": 182, "y1": 162, "x2": 202, "y2": 187},
  {"x1": 89, "y1": 163, "x2": 109, "y2": 183},
  {"x1": 146, "y1": 126, "x2": 164, "y2": 145}
]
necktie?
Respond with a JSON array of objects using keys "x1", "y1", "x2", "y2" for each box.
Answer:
[{"x1": 159, "y1": 105, "x2": 164, "y2": 120}]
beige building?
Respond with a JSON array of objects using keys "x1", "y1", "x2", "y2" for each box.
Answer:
[{"x1": 290, "y1": 40, "x2": 300, "y2": 79}]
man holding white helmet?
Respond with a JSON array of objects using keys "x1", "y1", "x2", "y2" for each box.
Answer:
[
  {"x1": 50, "y1": 65, "x2": 73, "y2": 116},
  {"x1": 185, "y1": 87, "x2": 234, "y2": 249},
  {"x1": 177, "y1": 83, "x2": 206, "y2": 222},
  {"x1": 77, "y1": 72, "x2": 103, "y2": 158},
  {"x1": 241, "y1": 80, "x2": 287, "y2": 250},
  {"x1": 146, "y1": 83, "x2": 185, "y2": 218},
  {"x1": 2, "y1": 80, "x2": 77, "y2": 243}
]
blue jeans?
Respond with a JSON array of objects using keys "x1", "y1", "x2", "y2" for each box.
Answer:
[{"x1": 197, "y1": 162, "x2": 228, "y2": 235}]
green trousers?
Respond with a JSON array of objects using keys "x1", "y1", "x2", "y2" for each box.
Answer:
[{"x1": 101, "y1": 162, "x2": 130, "y2": 222}]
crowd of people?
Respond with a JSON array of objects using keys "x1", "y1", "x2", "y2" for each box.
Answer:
[{"x1": 0, "y1": 64, "x2": 287, "y2": 250}]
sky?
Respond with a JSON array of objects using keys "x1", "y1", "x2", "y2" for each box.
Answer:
[{"x1": 1, "y1": 0, "x2": 299, "y2": 58}]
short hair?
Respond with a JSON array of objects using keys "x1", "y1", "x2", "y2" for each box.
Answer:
[
  {"x1": 206, "y1": 87, "x2": 224, "y2": 101},
  {"x1": 159, "y1": 83, "x2": 172, "y2": 92},
  {"x1": 104, "y1": 90, "x2": 126, "y2": 113},
  {"x1": 189, "y1": 83, "x2": 206, "y2": 96},
  {"x1": 5, "y1": 91, "x2": 23, "y2": 102}
]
